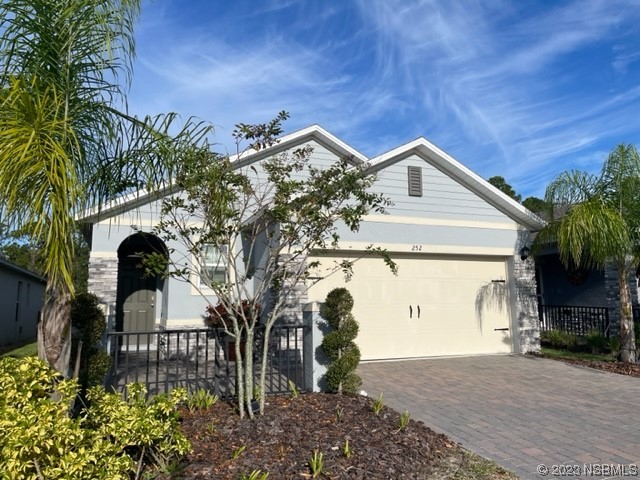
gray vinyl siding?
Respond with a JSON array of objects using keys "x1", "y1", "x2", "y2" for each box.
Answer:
[
  {"x1": 336, "y1": 220, "x2": 519, "y2": 250},
  {"x1": 240, "y1": 139, "x2": 345, "y2": 189},
  {"x1": 373, "y1": 155, "x2": 513, "y2": 223},
  {"x1": 0, "y1": 264, "x2": 45, "y2": 347}
]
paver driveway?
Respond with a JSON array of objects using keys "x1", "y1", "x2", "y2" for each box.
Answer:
[{"x1": 359, "y1": 355, "x2": 640, "y2": 480}]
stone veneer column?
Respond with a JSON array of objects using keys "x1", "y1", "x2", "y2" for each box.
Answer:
[
  {"x1": 87, "y1": 255, "x2": 118, "y2": 329},
  {"x1": 604, "y1": 263, "x2": 620, "y2": 338},
  {"x1": 604, "y1": 261, "x2": 638, "y2": 338},
  {"x1": 303, "y1": 302, "x2": 329, "y2": 392},
  {"x1": 270, "y1": 254, "x2": 308, "y2": 325},
  {"x1": 512, "y1": 254, "x2": 540, "y2": 353}
]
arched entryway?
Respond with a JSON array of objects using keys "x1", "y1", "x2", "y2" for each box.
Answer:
[{"x1": 116, "y1": 233, "x2": 168, "y2": 345}]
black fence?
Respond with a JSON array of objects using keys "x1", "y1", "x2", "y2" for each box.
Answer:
[
  {"x1": 539, "y1": 305, "x2": 610, "y2": 337},
  {"x1": 105, "y1": 325, "x2": 308, "y2": 399}
]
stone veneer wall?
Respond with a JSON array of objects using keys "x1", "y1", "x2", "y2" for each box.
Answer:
[
  {"x1": 513, "y1": 255, "x2": 540, "y2": 354},
  {"x1": 270, "y1": 254, "x2": 308, "y2": 325},
  {"x1": 87, "y1": 256, "x2": 118, "y2": 328},
  {"x1": 604, "y1": 261, "x2": 638, "y2": 338}
]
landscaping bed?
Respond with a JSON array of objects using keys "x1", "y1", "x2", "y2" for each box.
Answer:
[
  {"x1": 535, "y1": 349, "x2": 640, "y2": 378},
  {"x1": 538, "y1": 329, "x2": 640, "y2": 379},
  {"x1": 176, "y1": 392, "x2": 518, "y2": 479}
]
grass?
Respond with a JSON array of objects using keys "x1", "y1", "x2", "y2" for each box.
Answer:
[
  {"x1": 427, "y1": 449, "x2": 519, "y2": 479},
  {"x1": 540, "y1": 347, "x2": 614, "y2": 362},
  {"x1": 0, "y1": 341, "x2": 37, "y2": 358},
  {"x1": 453, "y1": 451, "x2": 518, "y2": 479}
]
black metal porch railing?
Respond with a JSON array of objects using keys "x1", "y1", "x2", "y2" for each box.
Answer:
[
  {"x1": 105, "y1": 324, "x2": 308, "y2": 399},
  {"x1": 539, "y1": 305, "x2": 610, "y2": 337}
]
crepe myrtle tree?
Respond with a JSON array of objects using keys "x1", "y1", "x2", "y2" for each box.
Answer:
[
  {"x1": 143, "y1": 113, "x2": 396, "y2": 418},
  {"x1": 537, "y1": 144, "x2": 640, "y2": 363}
]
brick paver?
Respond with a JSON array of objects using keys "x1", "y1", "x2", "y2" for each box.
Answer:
[{"x1": 358, "y1": 355, "x2": 640, "y2": 480}]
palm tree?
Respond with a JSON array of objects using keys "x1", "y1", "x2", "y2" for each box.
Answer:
[
  {"x1": 0, "y1": 0, "x2": 210, "y2": 373},
  {"x1": 539, "y1": 144, "x2": 640, "y2": 363}
]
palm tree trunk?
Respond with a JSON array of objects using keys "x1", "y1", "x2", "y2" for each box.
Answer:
[
  {"x1": 617, "y1": 264, "x2": 637, "y2": 363},
  {"x1": 37, "y1": 285, "x2": 72, "y2": 376}
]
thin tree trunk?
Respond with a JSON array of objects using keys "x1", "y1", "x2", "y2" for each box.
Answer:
[
  {"x1": 234, "y1": 337, "x2": 245, "y2": 419},
  {"x1": 244, "y1": 329, "x2": 254, "y2": 419},
  {"x1": 618, "y1": 264, "x2": 637, "y2": 363},
  {"x1": 258, "y1": 322, "x2": 274, "y2": 414},
  {"x1": 37, "y1": 285, "x2": 72, "y2": 376}
]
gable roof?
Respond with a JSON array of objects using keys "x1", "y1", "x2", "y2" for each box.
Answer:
[
  {"x1": 0, "y1": 258, "x2": 47, "y2": 284},
  {"x1": 81, "y1": 125, "x2": 544, "y2": 230},
  {"x1": 79, "y1": 125, "x2": 367, "y2": 223},
  {"x1": 365, "y1": 137, "x2": 545, "y2": 231}
]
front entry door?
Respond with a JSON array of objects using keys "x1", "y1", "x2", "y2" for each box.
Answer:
[{"x1": 117, "y1": 260, "x2": 156, "y2": 347}]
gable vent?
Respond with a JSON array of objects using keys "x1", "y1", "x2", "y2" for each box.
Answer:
[{"x1": 407, "y1": 166, "x2": 423, "y2": 197}]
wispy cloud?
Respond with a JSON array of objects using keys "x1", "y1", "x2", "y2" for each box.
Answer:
[{"x1": 129, "y1": 0, "x2": 640, "y2": 197}]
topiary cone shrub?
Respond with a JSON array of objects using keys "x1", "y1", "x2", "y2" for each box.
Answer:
[{"x1": 321, "y1": 287, "x2": 362, "y2": 395}]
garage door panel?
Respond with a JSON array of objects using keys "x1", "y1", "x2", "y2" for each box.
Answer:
[{"x1": 308, "y1": 253, "x2": 512, "y2": 360}]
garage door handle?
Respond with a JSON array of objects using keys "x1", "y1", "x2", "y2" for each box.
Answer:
[
  {"x1": 417, "y1": 305, "x2": 420, "y2": 318},
  {"x1": 494, "y1": 327, "x2": 509, "y2": 331},
  {"x1": 409, "y1": 305, "x2": 413, "y2": 318}
]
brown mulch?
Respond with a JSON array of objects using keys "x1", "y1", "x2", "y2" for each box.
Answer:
[
  {"x1": 176, "y1": 393, "x2": 459, "y2": 479},
  {"x1": 537, "y1": 354, "x2": 640, "y2": 378},
  {"x1": 172, "y1": 355, "x2": 640, "y2": 479}
]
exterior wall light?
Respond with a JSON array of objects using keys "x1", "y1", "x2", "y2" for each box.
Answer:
[{"x1": 519, "y1": 246, "x2": 531, "y2": 261}]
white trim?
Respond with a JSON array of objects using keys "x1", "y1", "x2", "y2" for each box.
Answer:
[
  {"x1": 313, "y1": 242, "x2": 514, "y2": 256},
  {"x1": 90, "y1": 251, "x2": 119, "y2": 259},
  {"x1": 361, "y1": 214, "x2": 518, "y2": 230},
  {"x1": 94, "y1": 214, "x2": 518, "y2": 232},
  {"x1": 161, "y1": 319, "x2": 208, "y2": 328}
]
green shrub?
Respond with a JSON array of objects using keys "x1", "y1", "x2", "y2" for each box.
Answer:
[
  {"x1": 321, "y1": 288, "x2": 362, "y2": 395},
  {"x1": 585, "y1": 330, "x2": 609, "y2": 354},
  {"x1": 541, "y1": 330, "x2": 579, "y2": 350},
  {"x1": 82, "y1": 349, "x2": 112, "y2": 389},
  {"x1": 71, "y1": 293, "x2": 111, "y2": 391},
  {"x1": 609, "y1": 336, "x2": 621, "y2": 355},
  {"x1": 0, "y1": 356, "x2": 190, "y2": 479},
  {"x1": 72, "y1": 293, "x2": 107, "y2": 347},
  {"x1": 186, "y1": 388, "x2": 219, "y2": 413}
]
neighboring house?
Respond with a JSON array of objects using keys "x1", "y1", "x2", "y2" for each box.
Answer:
[
  {"x1": 82, "y1": 125, "x2": 544, "y2": 361},
  {"x1": 534, "y1": 245, "x2": 638, "y2": 337},
  {"x1": 0, "y1": 258, "x2": 46, "y2": 347}
]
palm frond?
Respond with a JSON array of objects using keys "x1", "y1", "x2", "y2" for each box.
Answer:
[
  {"x1": 544, "y1": 170, "x2": 599, "y2": 218},
  {"x1": 554, "y1": 199, "x2": 631, "y2": 270},
  {"x1": 0, "y1": 77, "x2": 80, "y2": 292}
]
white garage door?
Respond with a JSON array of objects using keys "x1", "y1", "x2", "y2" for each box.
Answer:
[{"x1": 307, "y1": 253, "x2": 512, "y2": 360}]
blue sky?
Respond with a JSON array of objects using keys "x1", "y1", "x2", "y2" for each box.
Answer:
[{"x1": 128, "y1": 0, "x2": 640, "y2": 198}]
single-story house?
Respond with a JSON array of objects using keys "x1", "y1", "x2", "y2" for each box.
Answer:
[
  {"x1": 83, "y1": 125, "x2": 544, "y2": 361},
  {"x1": 534, "y1": 246, "x2": 639, "y2": 337},
  {"x1": 0, "y1": 258, "x2": 46, "y2": 347}
]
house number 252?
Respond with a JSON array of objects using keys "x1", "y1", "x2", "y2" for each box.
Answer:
[{"x1": 411, "y1": 245, "x2": 422, "y2": 251}]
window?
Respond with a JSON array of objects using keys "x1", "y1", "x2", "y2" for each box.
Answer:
[
  {"x1": 407, "y1": 166, "x2": 423, "y2": 197},
  {"x1": 200, "y1": 245, "x2": 227, "y2": 285}
]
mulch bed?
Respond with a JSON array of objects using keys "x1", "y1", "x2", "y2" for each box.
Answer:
[
  {"x1": 537, "y1": 354, "x2": 640, "y2": 378},
  {"x1": 177, "y1": 393, "x2": 457, "y2": 479},
  {"x1": 171, "y1": 355, "x2": 640, "y2": 479}
]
